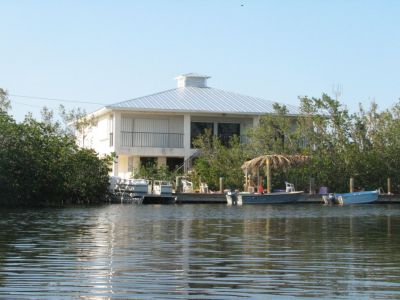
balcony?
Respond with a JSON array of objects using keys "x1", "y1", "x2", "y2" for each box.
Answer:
[{"x1": 121, "y1": 131, "x2": 184, "y2": 148}]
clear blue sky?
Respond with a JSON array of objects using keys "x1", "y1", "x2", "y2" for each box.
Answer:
[{"x1": 1, "y1": 0, "x2": 399, "y2": 121}]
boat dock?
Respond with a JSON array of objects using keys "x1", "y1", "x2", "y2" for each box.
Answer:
[
  {"x1": 110, "y1": 187, "x2": 400, "y2": 205},
  {"x1": 174, "y1": 193, "x2": 400, "y2": 204},
  {"x1": 109, "y1": 192, "x2": 176, "y2": 204},
  {"x1": 175, "y1": 193, "x2": 226, "y2": 204},
  {"x1": 109, "y1": 177, "x2": 176, "y2": 204}
]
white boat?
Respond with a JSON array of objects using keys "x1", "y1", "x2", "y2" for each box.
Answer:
[
  {"x1": 181, "y1": 179, "x2": 194, "y2": 193},
  {"x1": 120, "y1": 179, "x2": 149, "y2": 195},
  {"x1": 108, "y1": 176, "x2": 121, "y2": 193},
  {"x1": 153, "y1": 180, "x2": 173, "y2": 195},
  {"x1": 113, "y1": 178, "x2": 149, "y2": 203},
  {"x1": 227, "y1": 181, "x2": 303, "y2": 205}
]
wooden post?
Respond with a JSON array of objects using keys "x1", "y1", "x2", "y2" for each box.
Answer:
[
  {"x1": 219, "y1": 177, "x2": 224, "y2": 193},
  {"x1": 387, "y1": 177, "x2": 391, "y2": 195},
  {"x1": 350, "y1": 177, "x2": 354, "y2": 193},
  {"x1": 175, "y1": 176, "x2": 181, "y2": 193},
  {"x1": 266, "y1": 159, "x2": 271, "y2": 193},
  {"x1": 309, "y1": 177, "x2": 315, "y2": 195},
  {"x1": 244, "y1": 169, "x2": 248, "y2": 192}
]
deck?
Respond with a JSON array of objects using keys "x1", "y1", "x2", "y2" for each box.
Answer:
[
  {"x1": 175, "y1": 193, "x2": 400, "y2": 204},
  {"x1": 110, "y1": 191, "x2": 400, "y2": 204}
]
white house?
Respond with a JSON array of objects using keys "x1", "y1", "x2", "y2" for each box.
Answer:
[{"x1": 81, "y1": 73, "x2": 299, "y2": 179}]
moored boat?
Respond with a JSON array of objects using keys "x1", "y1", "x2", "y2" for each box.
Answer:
[
  {"x1": 227, "y1": 190, "x2": 304, "y2": 205},
  {"x1": 322, "y1": 190, "x2": 379, "y2": 205},
  {"x1": 119, "y1": 178, "x2": 149, "y2": 196},
  {"x1": 111, "y1": 178, "x2": 149, "y2": 203},
  {"x1": 153, "y1": 180, "x2": 173, "y2": 195},
  {"x1": 236, "y1": 154, "x2": 309, "y2": 205}
]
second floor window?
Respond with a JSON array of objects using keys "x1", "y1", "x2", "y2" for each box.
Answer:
[
  {"x1": 191, "y1": 122, "x2": 214, "y2": 148},
  {"x1": 218, "y1": 123, "x2": 240, "y2": 146}
]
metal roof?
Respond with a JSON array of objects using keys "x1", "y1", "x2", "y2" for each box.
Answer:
[{"x1": 106, "y1": 87, "x2": 300, "y2": 115}]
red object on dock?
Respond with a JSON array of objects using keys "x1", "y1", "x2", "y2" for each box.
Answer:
[{"x1": 258, "y1": 185, "x2": 264, "y2": 194}]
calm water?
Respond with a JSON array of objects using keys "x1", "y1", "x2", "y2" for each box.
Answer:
[{"x1": 0, "y1": 204, "x2": 400, "y2": 299}]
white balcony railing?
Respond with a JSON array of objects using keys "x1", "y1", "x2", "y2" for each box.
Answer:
[{"x1": 121, "y1": 131, "x2": 184, "y2": 148}]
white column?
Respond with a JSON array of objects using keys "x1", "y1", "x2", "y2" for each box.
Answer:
[
  {"x1": 157, "y1": 157, "x2": 167, "y2": 167},
  {"x1": 113, "y1": 111, "x2": 121, "y2": 150},
  {"x1": 113, "y1": 156, "x2": 119, "y2": 177},
  {"x1": 133, "y1": 156, "x2": 141, "y2": 171},
  {"x1": 112, "y1": 112, "x2": 122, "y2": 176},
  {"x1": 183, "y1": 114, "x2": 191, "y2": 159},
  {"x1": 253, "y1": 115, "x2": 261, "y2": 127}
]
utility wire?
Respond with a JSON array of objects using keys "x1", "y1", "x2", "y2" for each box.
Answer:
[
  {"x1": 9, "y1": 94, "x2": 106, "y2": 105},
  {"x1": 10, "y1": 100, "x2": 44, "y2": 108}
]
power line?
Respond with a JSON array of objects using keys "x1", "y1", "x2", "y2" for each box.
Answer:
[
  {"x1": 11, "y1": 100, "x2": 44, "y2": 108},
  {"x1": 9, "y1": 94, "x2": 106, "y2": 105}
]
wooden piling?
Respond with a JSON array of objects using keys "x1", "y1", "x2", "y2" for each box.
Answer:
[
  {"x1": 175, "y1": 177, "x2": 181, "y2": 193},
  {"x1": 219, "y1": 177, "x2": 224, "y2": 193},
  {"x1": 266, "y1": 159, "x2": 271, "y2": 193},
  {"x1": 309, "y1": 177, "x2": 315, "y2": 195},
  {"x1": 244, "y1": 169, "x2": 248, "y2": 192},
  {"x1": 350, "y1": 177, "x2": 354, "y2": 193},
  {"x1": 387, "y1": 177, "x2": 391, "y2": 195}
]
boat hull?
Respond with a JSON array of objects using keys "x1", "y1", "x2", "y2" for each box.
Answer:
[
  {"x1": 323, "y1": 190, "x2": 379, "y2": 205},
  {"x1": 227, "y1": 191, "x2": 304, "y2": 205}
]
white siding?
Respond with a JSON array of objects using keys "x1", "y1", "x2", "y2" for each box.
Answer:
[
  {"x1": 121, "y1": 117, "x2": 134, "y2": 146},
  {"x1": 81, "y1": 114, "x2": 113, "y2": 155},
  {"x1": 134, "y1": 119, "x2": 168, "y2": 148},
  {"x1": 134, "y1": 118, "x2": 168, "y2": 133},
  {"x1": 169, "y1": 116, "x2": 183, "y2": 134}
]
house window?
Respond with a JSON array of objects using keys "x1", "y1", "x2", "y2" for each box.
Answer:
[
  {"x1": 140, "y1": 157, "x2": 157, "y2": 168},
  {"x1": 218, "y1": 123, "x2": 240, "y2": 146},
  {"x1": 191, "y1": 122, "x2": 214, "y2": 148},
  {"x1": 166, "y1": 157, "x2": 184, "y2": 172}
]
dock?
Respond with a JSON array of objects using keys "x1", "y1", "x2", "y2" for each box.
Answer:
[
  {"x1": 110, "y1": 178, "x2": 176, "y2": 204},
  {"x1": 175, "y1": 193, "x2": 226, "y2": 204},
  {"x1": 174, "y1": 193, "x2": 400, "y2": 204},
  {"x1": 142, "y1": 194, "x2": 176, "y2": 204},
  {"x1": 110, "y1": 190, "x2": 400, "y2": 205},
  {"x1": 109, "y1": 193, "x2": 176, "y2": 204}
]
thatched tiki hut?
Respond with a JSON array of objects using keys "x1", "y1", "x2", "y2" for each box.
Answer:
[{"x1": 241, "y1": 154, "x2": 309, "y2": 193}]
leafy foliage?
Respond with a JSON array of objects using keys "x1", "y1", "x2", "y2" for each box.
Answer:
[
  {"x1": 59, "y1": 104, "x2": 96, "y2": 147},
  {"x1": 0, "y1": 93, "x2": 112, "y2": 206},
  {"x1": 0, "y1": 88, "x2": 11, "y2": 112},
  {"x1": 193, "y1": 95, "x2": 400, "y2": 193},
  {"x1": 192, "y1": 133, "x2": 247, "y2": 190},
  {"x1": 133, "y1": 163, "x2": 181, "y2": 183}
]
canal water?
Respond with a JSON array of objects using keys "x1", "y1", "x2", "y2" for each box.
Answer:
[{"x1": 0, "y1": 204, "x2": 399, "y2": 299}]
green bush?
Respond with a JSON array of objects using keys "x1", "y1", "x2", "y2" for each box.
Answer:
[
  {"x1": 0, "y1": 110, "x2": 112, "y2": 206},
  {"x1": 193, "y1": 96, "x2": 400, "y2": 193}
]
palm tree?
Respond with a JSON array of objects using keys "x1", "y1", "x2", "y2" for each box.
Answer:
[{"x1": 241, "y1": 154, "x2": 309, "y2": 193}]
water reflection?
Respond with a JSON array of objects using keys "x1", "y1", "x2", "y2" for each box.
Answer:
[{"x1": 0, "y1": 204, "x2": 399, "y2": 299}]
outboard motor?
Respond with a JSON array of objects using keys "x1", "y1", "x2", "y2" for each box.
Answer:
[
  {"x1": 323, "y1": 193, "x2": 336, "y2": 205},
  {"x1": 227, "y1": 191, "x2": 238, "y2": 206}
]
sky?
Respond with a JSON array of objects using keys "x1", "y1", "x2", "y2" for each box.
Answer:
[{"x1": 1, "y1": 0, "x2": 400, "y2": 121}]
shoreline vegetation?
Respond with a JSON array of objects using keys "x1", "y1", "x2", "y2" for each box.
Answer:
[
  {"x1": 192, "y1": 94, "x2": 400, "y2": 194},
  {"x1": 1, "y1": 88, "x2": 400, "y2": 206},
  {"x1": 0, "y1": 89, "x2": 112, "y2": 207}
]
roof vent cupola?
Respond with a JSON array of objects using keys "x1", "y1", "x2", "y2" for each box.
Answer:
[{"x1": 175, "y1": 73, "x2": 210, "y2": 88}]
